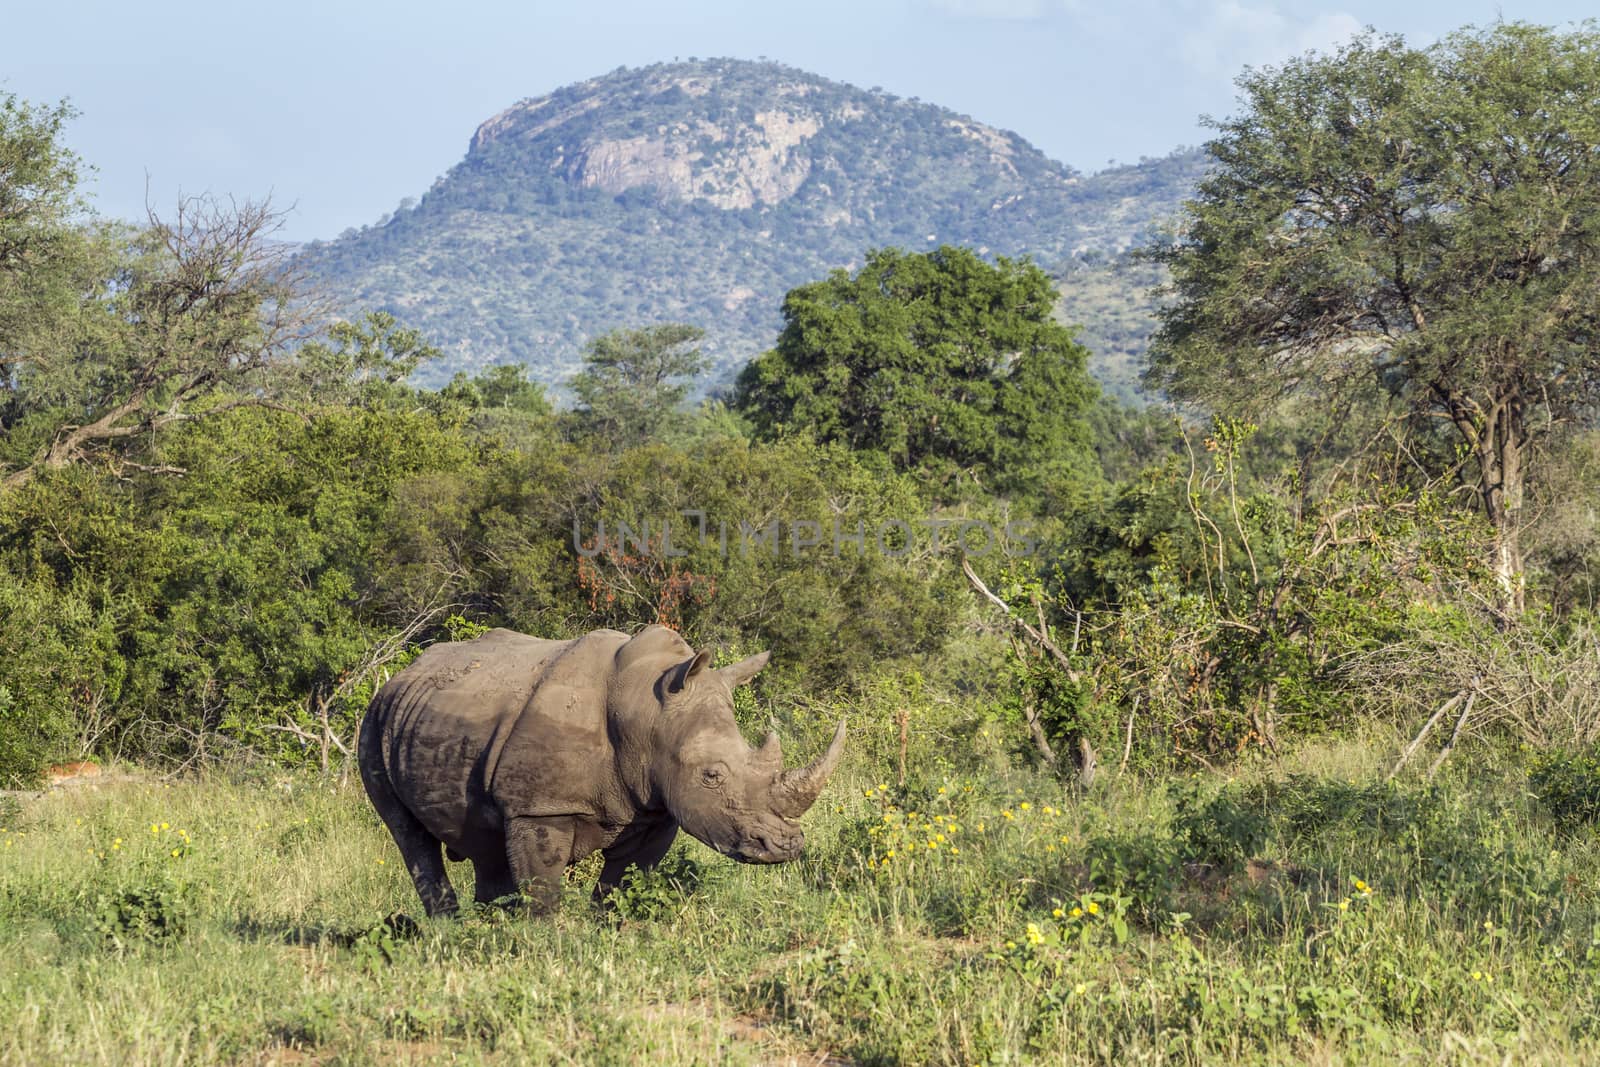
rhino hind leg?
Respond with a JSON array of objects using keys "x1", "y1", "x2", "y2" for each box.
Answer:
[{"x1": 359, "y1": 758, "x2": 459, "y2": 918}]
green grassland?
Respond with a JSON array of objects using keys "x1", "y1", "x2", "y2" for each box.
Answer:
[{"x1": 4, "y1": 732, "x2": 1599, "y2": 1066}]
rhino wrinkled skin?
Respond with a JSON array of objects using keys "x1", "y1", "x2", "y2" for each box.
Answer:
[{"x1": 358, "y1": 625, "x2": 846, "y2": 915}]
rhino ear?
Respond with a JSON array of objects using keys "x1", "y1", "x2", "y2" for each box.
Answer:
[
  {"x1": 718, "y1": 651, "x2": 771, "y2": 689},
  {"x1": 668, "y1": 649, "x2": 713, "y2": 693}
]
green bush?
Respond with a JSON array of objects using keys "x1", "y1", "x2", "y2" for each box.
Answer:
[
  {"x1": 1169, "y1": 778, "x2": 1273, "y2": 871},
  {"x1": 1084, "y1": 829, "x2": 1180, "y2": 921},
  {"x1": 94, "y1": 879, "x2": 188, "y2": 948},
  {"x1": 608, "y1": 851, "x2": 707, "y2": 923},
  {"x1": 1530, "y1": 748, "x2": 1600, "y2": 833}
]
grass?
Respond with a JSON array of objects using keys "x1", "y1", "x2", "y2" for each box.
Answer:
[{"x1": 3, "y1": 736, "x2": 1599, "y2": 1065}]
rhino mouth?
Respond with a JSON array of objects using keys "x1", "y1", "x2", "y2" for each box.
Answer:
[{"x1": 723, "y1": 829, "x2": 804, "y2": 865}]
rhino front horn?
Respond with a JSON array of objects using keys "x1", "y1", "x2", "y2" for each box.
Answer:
[{"x1": 773, "y1": 719, "x2": 847, "y2": 818}]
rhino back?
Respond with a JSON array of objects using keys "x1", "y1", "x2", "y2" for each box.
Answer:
[
  {"x1": 369, "y1": 628, "x2": 634, "y2": 845},
  {"x1": 369, "y1": 629, "x2": 573, "y2": 847},
  {"x1": 491, "y1": 628, "x2": 636, "y2": 818}
]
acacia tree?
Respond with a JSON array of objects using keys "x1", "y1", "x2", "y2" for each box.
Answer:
[
  {"x1": 1148, "y1": 24, "x2": 1600, "y2": 614},
  {"x1": 567, "y1": 323, "x2": 707, "y2": 448},
  {"x1": 1, "y1": 195, "x2": 308, "y2": 487},
  {"x1": 0, "y1": 94, "x2": 86, "y2": 362},
  {"x1": 0, "y1": 93, "x2": 312, "y2": 487}
]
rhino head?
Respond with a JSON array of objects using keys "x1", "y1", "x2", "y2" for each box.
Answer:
[{"x1": 651, "y1": 648, "x2": 846, "y2": 864}]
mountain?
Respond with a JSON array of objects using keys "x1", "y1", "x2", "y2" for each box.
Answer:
[{"x1": 299, "y1": 59, "x2": 1205, "y2": 393}]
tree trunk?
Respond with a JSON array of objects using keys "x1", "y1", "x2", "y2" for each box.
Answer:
[
  {"x1": 1480, "y1": 386, "x2": 1526, "y2": 618},
  {"x1": 1442, "y1": 379, "x2": 1525, "y2": 619}
]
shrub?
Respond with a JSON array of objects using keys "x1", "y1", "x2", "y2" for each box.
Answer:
[
  {"x1": 1084, "y1": 829, "x2": 1179, "y2": 921},
  {"x1": 94, "y1": 879, "x2": 188, "y2": 948},
  {"x1": 1530, "y1": 748, "x2": 1600, "y2": 833},
  {"x1": 608, "y1": 851, "x2": 707, "y2": 922}
]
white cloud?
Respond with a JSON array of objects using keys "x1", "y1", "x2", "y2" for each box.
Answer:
[
  {"x1": 1176, "y1": 3, "x2": 1364, "y2": 76},
  {"x1": 927, "y1": 0, "x2": 1050, "y2": 20}
]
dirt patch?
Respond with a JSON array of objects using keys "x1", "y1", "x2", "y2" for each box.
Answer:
[
  {"x1": 637, "y1": 999, "x2": 854, "y2": 1067},
  {"x1": 729, "y1": 1013, "x2": 855, "y2": 1067}
]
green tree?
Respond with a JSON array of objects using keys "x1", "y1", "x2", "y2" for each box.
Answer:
[
  {"x1": 733, "y1": 246, "x2": 1099, "y2": 500},
  {"x1": 277, "y1": 311, "x2": 441, "y2": 408},
  {"x1": 568, "y1": 323, "x2": 707, "y2": 448},
  {"x1": 0, "y1": 93, "x2": 87, "y2": 369},
  {"x1": 1148, "y1": 24, "x2": 1600, "y2": 614}
]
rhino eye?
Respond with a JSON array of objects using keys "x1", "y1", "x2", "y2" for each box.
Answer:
[{"x1": 700, "y1": 763, "x2": 728, "y2": 790}]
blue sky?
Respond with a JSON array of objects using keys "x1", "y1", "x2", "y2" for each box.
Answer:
[{"x1": 3, "y1": 1, "x2": 1593, "y2": 241}]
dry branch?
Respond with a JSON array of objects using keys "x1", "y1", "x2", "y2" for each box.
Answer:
[{"x1": 962, "y1": 556, "x2": 1080, "y2": 682}]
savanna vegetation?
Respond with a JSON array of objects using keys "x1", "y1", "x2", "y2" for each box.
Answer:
[{"x1": 6, "y1": 20, "x2": 1600, "y2": 1066}]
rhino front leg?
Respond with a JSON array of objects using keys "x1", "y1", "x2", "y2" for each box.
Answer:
[
  {"x1": 471, "y1": 853, "x2": 518, "y2": 907},
  {"x1": 594, "y1": 821, "x2": 680, "y2": 905},
  {"x1": 505, "y1": 816, "x2": 576, "y2": 914}
]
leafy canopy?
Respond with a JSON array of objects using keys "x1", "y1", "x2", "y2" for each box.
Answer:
[{"x1": 733, "y1": 245, "x2": 1100, "y2": 499}]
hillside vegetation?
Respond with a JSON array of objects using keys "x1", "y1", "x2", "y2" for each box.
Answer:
[{"x1": 299, "y1": 59, "x2": 1203, "y2": 389}]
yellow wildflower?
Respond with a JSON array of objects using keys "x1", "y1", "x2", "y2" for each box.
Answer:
[
  {"x1": 1086, "y1": 901, "x2": 1100, "y2": 915},
  {"x1": 1071, "y1": 907, "x2": 1083, "y2": 918},
  {"x1": 1026, "y1": 923, "x2": 1044, "y2": 945},
  {"x1": 1073, "y1": 983, "x2": 1087, "y2": 996},
  {"x1": 1052, "y1": 908, "x2": 1065, "y2": 919},
  {"x1": 1019, "y1": 802, "x2": 1031, "y2": 811}
]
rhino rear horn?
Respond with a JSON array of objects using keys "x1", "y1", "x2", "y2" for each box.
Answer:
[{"x1": 773, "y1": 719, "x2": 847, "y2": 818}]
